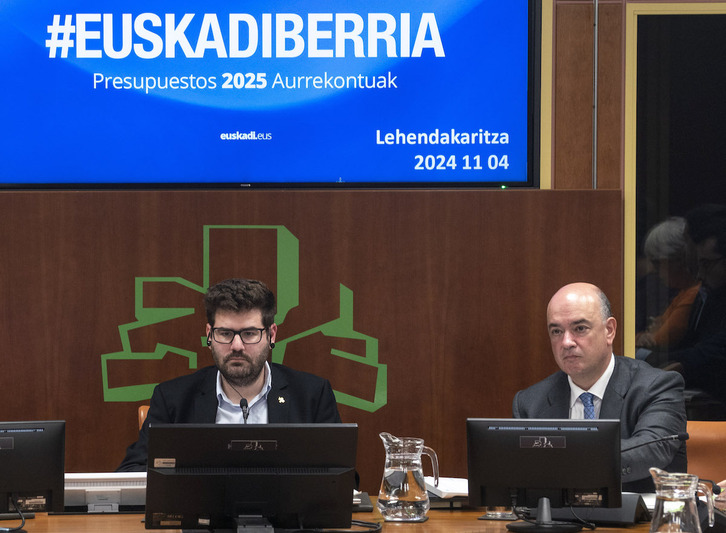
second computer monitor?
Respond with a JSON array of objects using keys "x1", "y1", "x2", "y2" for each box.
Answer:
[{"x1": 467, "y1": 418, "x2": 621, "y2": 510}]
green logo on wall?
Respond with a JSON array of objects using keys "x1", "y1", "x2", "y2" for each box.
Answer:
[{"x1": 100, "y1": 225, "x2": 387, "y2": 412}]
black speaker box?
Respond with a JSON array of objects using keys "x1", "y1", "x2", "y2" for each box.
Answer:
[{"x1": 540, "y1": 494, "x2": 650, "y2": 526}]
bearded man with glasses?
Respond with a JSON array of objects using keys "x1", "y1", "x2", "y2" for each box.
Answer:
[{"x1": 117, "y1": 278, "x2": 342, "y2": 471}]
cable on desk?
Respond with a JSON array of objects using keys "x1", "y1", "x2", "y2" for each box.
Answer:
[
  {"x1": 566, "y1": 507, "x2": 597, "y2": 530},
  {"x1": 290, "y1": 519, "x2": 383, "y2": 533},
  {"x1": 513, "y1": 505, "x2": 539, "y2": 526},
  {"x1": 349, "y1": 519, "x2": 383, "y2": 532},
  {"x1": 513, "y1": 505, "x2": 596, "y2": 531},
  {"x1": 0, "y1": 497, "x2": 26, "y2": 533}
]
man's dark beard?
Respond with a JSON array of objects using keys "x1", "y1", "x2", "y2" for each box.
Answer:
[{"x1": 216, "y1": 346, "x2": 269, "y2": 388}]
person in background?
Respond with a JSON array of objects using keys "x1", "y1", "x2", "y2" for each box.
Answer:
[
  {"x1": 642, "y1": 204, "x2": 726, "y2": 416},
  {"x1": 117, "y1": 278, "x2": 341, "y2": 471},
  {"x1": 636, "y1": 217, "x2": 700, "y2": 350},
  {"x1": 513, "y1": 282, "x2": 687, "y2": 492}
]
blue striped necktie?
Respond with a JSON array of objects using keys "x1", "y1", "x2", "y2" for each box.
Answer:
[{"x1": 580, "y1": 392, "x2": 596, "y2": 419}]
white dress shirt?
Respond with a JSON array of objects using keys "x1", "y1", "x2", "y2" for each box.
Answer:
[{"x1": 567, "y1": 354, "x2": 615, "y2": 419}]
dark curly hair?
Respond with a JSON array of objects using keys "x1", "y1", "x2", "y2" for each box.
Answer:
[{"x1": 204, "y1": 278, "x2": 277, "y2": 327}]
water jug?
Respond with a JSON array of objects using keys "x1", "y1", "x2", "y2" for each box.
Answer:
[
  {"x1": 650, "y1": 467, "x2": 714, "y2": 533},
  {"x1": 377, "y1": 432, "x2": 439, "y2": 522}
]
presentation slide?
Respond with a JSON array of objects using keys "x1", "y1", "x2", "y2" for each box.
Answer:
[{"x1": 0, "y1": 0, "x2": 534, "y2": 186}]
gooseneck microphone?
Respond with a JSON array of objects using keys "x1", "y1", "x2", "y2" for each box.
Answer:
[
  {"x1": 240, "y1": 398, "x2": 249, "y2": 423},
  {"x1": 700, "y1": 479, "x2": 723, "y2": 495},
  {"x1": 621, "y1": 434, "x2": 722, "y2": 495},
  {"x1": 621, "y1": 432, "x2": 689, "y2": 453}
]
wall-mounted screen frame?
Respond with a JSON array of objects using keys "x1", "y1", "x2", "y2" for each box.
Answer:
[
  {"x1": 0, "y1": 0, "x2": 541, "y2": 189},
  {"x1": 623, "y1": 2, "x2": 726, "y2": 354}
]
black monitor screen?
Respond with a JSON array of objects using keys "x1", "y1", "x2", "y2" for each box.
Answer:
[
  {"x1": 0, "y1": 420, "x2": 65, "y2": 513},
  {"x1": 467, "y1": 418, "x2": 622, "y2": 510},
  {"x1": 145, "y1": 423, "x2": 358, "y2": 530}
]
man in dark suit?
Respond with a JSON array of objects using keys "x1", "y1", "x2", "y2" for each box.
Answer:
[
  {"x1": 513, "y1": 282, "x2": 687, "y2": 492},
  {"x1": 117, "y1": 278, "x2": 341, "y2": 471}
]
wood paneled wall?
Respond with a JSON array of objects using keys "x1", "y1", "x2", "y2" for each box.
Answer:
[
  {"x1": 549, "y1": 0, "x2": 722, "y2": 190},
  {"x1": 551, "y1": 0, "x2": 624, "y2": 190},
  {"x1": 0, "y1": 189, "x2": 621, "y2": 494}
]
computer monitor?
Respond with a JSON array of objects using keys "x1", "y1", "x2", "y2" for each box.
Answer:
[
  {"x1": 145, "y1": 423, "x2": 358, "y2": 531},
  {"x1": 0, "y1": 420, "x2": 65, "y2": 514},
  {"x1": 467, "y1": 418, "x2": 621, "y2": 532},
  {"x1": 1, "y1": 1, "x2": 541, "y2": 189}
]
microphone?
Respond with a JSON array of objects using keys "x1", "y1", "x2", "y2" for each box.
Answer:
[
  {"x1": 240, "y1": 398, "x2": 249, "y2": 423},
  {"x1": 621, "y1": 432, "x2": 689, "y2": 453},
  {"x1": 700, "y1": 479, "x2": 723, "y2": 495}
]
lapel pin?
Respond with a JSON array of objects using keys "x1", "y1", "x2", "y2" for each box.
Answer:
[{"x1": 278, "y1": 396, "x2": 286, "y2": 404}]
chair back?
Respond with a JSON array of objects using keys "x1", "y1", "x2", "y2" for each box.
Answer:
[
  {"x1": 686, "y1": 420, "x2": 726, "y2": 483},
  {"x1": 138, "y1": 405, "x2": 150, "y2": 430}
]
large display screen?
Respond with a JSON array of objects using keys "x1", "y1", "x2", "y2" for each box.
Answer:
[{"x1": 0, "y1": 1, "x2": 540, "y2": 188}]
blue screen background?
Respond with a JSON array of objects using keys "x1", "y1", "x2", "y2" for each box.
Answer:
[{"x1": 0, "y1": 0, "x2": 533, "y2": 185}]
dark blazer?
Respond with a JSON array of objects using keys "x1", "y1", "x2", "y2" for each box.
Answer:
[
  {"x1": 117, "y1": 364, "x2": 342, "y2": 471},
  {"x1": 512, "y1": 355, "x2": 687, "y2": 492}
]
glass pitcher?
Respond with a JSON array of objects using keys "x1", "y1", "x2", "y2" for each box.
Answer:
[
  {"x1": 650, "y1": 467, "x2": 715, "y2": 533},
  {"x1": 377, "y1": 432, "x2": 440, "y2": 522}
]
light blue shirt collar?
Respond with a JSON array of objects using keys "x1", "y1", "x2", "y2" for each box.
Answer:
[{"x1": 215, "y1": 361, "x2": 272, "y2": 424}]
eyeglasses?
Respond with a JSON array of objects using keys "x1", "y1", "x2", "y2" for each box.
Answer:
[{"x1": 210, "y1": 327, "x2": 267, "y2": 345}]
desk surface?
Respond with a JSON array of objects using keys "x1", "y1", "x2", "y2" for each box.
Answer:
[{"x1": 11, "y1": 508, "x2": 651, "y2": 533}]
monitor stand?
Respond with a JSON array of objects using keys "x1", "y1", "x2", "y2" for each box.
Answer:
[
  {"x1": 234, "y1": 515, "x2": 274, "y2": 533},
  {"x1": 0, "y1": 512, "x2": 34, "y2": 521},
  {"x1": 0, "y1": 510, "x2": 31, "y2": 533},
  {"x1": 506, "y1": 497, "x2": 583, "y2": 533}
]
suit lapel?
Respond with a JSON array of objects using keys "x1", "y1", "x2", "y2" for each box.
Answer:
[
  {"x1": 546, "y1": 377, "x2": 571, "y2": 418},
  {"x1": 267, "y1": 365, "x2": 290, "y2": 423},
  {"x1": 194, "y1": 367, "x2": 220, "y2": 422},
  {"x1": 600, "y1": 356, "x2": 629, "y2": 419},
  {"x1": 544, "y1": 383, "x2": 570, "y2": 418}
]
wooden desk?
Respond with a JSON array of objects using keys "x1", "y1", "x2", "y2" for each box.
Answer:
[{"x1": 11, "y1": 508, "x2": 651, "y2": 533}]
